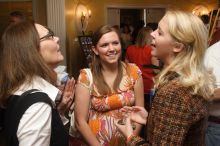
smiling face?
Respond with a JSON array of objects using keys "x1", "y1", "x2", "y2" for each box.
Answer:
[
  {"x1": 35, "y1": 24, "x2": 63, "y2": 69},
  {"x1": 150, "y1": 16, "x2": 176, "y2": 65},
  {"x1": 93, "y1": 31, "x2": 121, "y2": 66}
]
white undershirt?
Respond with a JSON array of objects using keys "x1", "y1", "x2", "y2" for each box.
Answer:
[
  {"x1": 13, "y1": 76, "x2": 61, "y2": 146},
  {"x1": 204, "y1": 41, "x2": 220, "y2": 117}
]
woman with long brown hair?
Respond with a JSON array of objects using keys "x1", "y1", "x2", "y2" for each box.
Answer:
[
  {"x1": 0, "y1": 21, "x2": 69, "y2": 146},
  {"x1": 73, "y1": 25, "x2": 144, "y2": 146}
]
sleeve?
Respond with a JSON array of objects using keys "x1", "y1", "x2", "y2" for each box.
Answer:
[
  {"x1": 77, "y1": 69, "x2": 91, "y2": 89},
  {"x1": 128, "y1": 63, "x2": 142, "y2": 82},
  {"x1": 127, "y1": 135, "x2": 149, "y2": 146},
  {"x1": 149, "y1": 85, "x2": 205, "y2": 145},
  {"x1": 204, "y1": 44, "x2": 220, "y2": 87},
  {"x1": 17, "y1": 103, "x2": 52, "y2": 146}
]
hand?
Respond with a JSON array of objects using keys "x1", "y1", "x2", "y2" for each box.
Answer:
[
  {"x1": 57, "y1": 77, "x2": 75, "y2": 114},
  {"x1": 114, "y1": 116, "x2": 134, "y2": 138},
  {"x1": 120, "y1": 106, "x2": 148, "y2": 125},
  {"x1": 130, "y1": 106, "x2": 148, "y2": 125}
]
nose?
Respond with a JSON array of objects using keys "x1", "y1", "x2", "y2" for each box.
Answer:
[
  {"x1": 151, "y1": 31, "x2": 155, "y2": 39},
  {"x1": 54, "y1": 36, "x2": 59, "y2": 43},
  {"x1": 108, "y1": 43, "x2": 115, "y2": 51}
]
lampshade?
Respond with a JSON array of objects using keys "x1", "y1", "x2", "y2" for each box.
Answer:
[
  {"x1": 192, "y1": 5, "x2": 209, "y2": 16},
  {"x1": 75, "y1": 4, "x2": 89, "y2": 34}
]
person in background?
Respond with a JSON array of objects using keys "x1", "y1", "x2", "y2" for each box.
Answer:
[
  {"x1": 146, "y1": 22, "x2": 158, "y2": 31},
  {"x1": 209, "y1": 11, "x2": 220, "y2": 46},
  {"x1": 74, "y1": 25, "x2": 144, "y2": 146},
  {"x1": 125, "y1": 26, "x2": 159, "y2": 111},
  {"x1": 132, "y1": 20, "x2": 145, "y2": 44},
  {"x1": 200, "y1": 14, "x2": 210, "y2": 29},
  {"x1": 121, "y1": 24, "x2": 133, "y2": 60},
  {"x1": 205, "y1": 39, "x2": 220, "y2": 146},
  {"x1": 9, "y1": 11, "x2": 26, "y2": 24},
  {"x1": 0, "y1": 21, "x2": 70, "y2": 146},
  {"x1": 115, "y1": 9, "x2": 215, "y2": 146}
]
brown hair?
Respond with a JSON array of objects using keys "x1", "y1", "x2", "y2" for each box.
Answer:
[
  {"x1": 91, "y1": 25, "x2": 126, "y2": 95},
  {"x1": 135, "y1": 26, "x2": 153, "y2": 48},
  {"x1": 0, "y1": 21, "x2": 56, "y2": 107}
]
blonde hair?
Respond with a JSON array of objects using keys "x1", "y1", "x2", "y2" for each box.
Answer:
[{"x1": 155, "y1": 10, "x2": 215, "y2": 100}]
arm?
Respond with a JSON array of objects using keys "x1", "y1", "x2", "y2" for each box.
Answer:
[
  {"x1": 149, "y1": 86, "x2": 205, "y2": 145},
  {"x1": 115, "y1": 116, "x2": 148, "y2": 146},
  {"x1": 17, "y1": 103, "x2": 51, "y2": 146},
  {"x1": 133, "y1": 75, "x2": 145, "y2": 135},
  {"x1": 74, "y1": 84, "x2": 101, "y2": 146}
]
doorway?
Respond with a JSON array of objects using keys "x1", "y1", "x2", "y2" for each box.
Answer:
[{"x1": 107, "y1": 7, "x2": 166, "y2": 29}]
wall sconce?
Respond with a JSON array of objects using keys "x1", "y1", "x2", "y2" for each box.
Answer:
[
  {"x1": 76, "y1": 4, "x2": 92, "y2": 35},
  {"x1": 192, "y1": 5, "x2": 209, "y2": 16}
]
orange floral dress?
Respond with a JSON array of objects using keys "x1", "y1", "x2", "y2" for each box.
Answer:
[{"x1": 77, "y1": 63, "x2": 142, "y2": 146}]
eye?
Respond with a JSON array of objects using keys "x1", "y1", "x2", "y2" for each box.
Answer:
[
  {"x1": 158, "y1": 30, "x2": 162, "y2": 36},
  {"x1": 112, "y1": 41, "x2": 120, "y2": 45},
  {"x1": 100, "y1": 43, "x2": 108, "y2": 47}
]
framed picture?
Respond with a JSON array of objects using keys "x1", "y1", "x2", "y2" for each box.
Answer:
[{"x1": 78, "y1": 35, "x2": 93, "y2": 65}]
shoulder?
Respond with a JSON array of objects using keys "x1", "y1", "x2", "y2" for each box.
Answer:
[
  {"x1": 127, "y1": 45, "x2": 136, "y2": 50},
  {"x1": 158, "y1": 79, "x2": 191, "y2": 98},
  {"x1": 204, "y1": 41, "x2": 220, "y2": 67},
  {"x1": 206, "y1": 41, "x2": 220, "y2": 57},
  {"x1": 77, "y1": 68, "x2": 92, "y2": 88},
  {"x1": 157, "y1": 79, "x2": 207, "y2": 108},
  {"x1": 126, "y1": 63, "x2": 142, "y2": 80},
  {"x1": 126, "y1": 45, "x2": 136, "y2": 53}
]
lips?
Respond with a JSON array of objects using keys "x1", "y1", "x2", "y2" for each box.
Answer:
[
  {"x1": 107, "y1": 51, "x2": 117, "y2": 56},
  {"x1": 151, "y1": 43, "x2": 156, "y2": 48}
]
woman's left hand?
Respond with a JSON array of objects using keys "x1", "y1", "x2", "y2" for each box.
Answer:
[{"x1": 57, "y1": 77, "x2": 75, "y2": 114}]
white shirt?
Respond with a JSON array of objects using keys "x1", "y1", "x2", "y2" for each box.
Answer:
[
  {"x1": 13, "y1": 76, "x2": 61, "y2": 146},
  {"x1": 204, "y1": 41, "x2": 220, "y2": 116}
]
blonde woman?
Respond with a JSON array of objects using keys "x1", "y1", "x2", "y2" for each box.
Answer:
[
  {"x1": 115, "y1": 9, "x2": 215, "y2": 146},
  {"x1": 73, "y1": 25, "x2": 144, "y2": 146}
]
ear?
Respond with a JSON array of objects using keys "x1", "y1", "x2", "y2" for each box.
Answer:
[
  {"x1": 92, "y1": 46, "x2": 98, "y2": 55},
  {"x1": 173, "y1": 42, "x2": 184, "y2": 53}
]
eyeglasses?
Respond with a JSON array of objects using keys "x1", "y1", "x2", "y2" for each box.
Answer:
[{"x1": 40, "y1": 27, "x2": 54, "y2": 41}]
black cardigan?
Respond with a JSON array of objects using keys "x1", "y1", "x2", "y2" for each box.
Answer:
[{"x1": 4, "y1": 89, "x2": 68, "y2": 146}]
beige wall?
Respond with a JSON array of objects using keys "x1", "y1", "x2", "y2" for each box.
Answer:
[
  {"x1": 0, "y1": 0, "x2": 46, "y2": 37},
  {"x1": 0, "y1": 1, "x2": 32, "y2": 36},
  {"x1": 65, "y1": 0, "x2": 219, "y2": 77}
]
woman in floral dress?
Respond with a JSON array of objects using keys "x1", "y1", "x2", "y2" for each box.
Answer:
[{"x1": 74, "y1": 25, "x2": 144, "y2": 146}]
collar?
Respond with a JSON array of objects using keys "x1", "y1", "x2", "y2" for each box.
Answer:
[{"x1": 14, "y1": 76, "x2": 61, "y2": 102}]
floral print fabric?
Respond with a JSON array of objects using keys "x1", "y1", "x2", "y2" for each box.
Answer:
[{"x1": 77, "y1": 63, "x2": 141, "y2": 146}]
